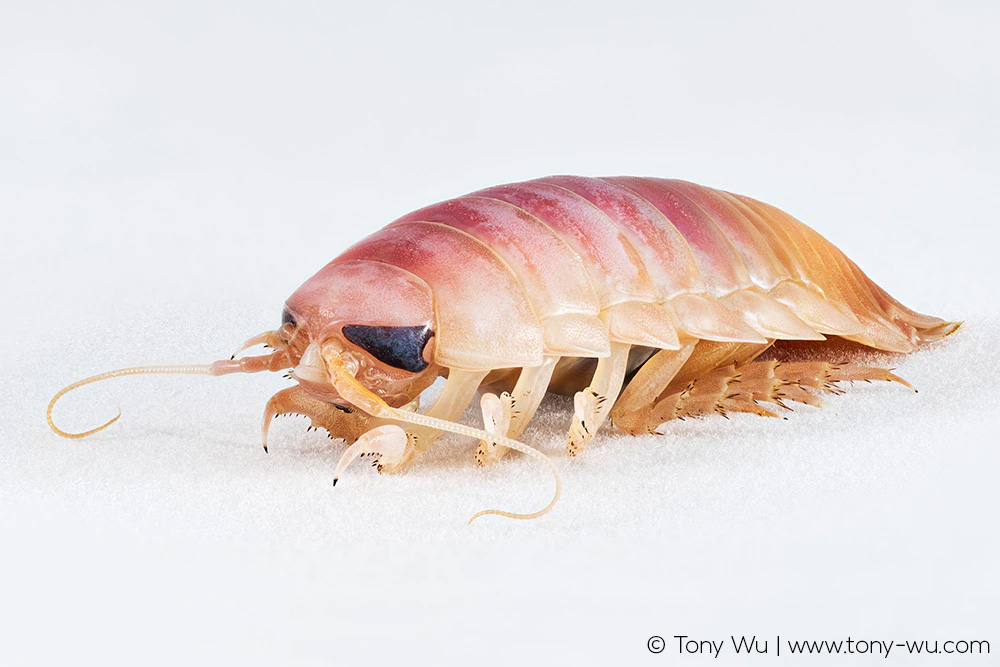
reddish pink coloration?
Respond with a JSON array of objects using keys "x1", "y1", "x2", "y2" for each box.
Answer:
[
  {"x1": 336, "y1": 221, "x2": 545, "y2": 369},
  {"x1": 605, "y1": 177, "x2": 753, "y2": 295},
  {"x1": 667, "y1": 180, "x2": 788, "y2": 290},
  {"x1": 285, "y1": 260, "x2": 434, "y2": 335},
  {"x1": 471, "y1": 181, "x2": 658, "y2": 308},
  {"x1": 49, "y1": 175, "x2": 960, "y2": 523},
  {"x1": 394, "y1": 196, "x2": 600, "y2": 320},
  {"x1": 287, "y1": 176, "x2": 954, "y2": 371},
  {"x1": 535, "y1": 176, "x2": 705, "y2": 300}
]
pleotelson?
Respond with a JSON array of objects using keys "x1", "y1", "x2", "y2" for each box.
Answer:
[{"x1": 336, "y1": 177, "x2": 951, "y2": 370}]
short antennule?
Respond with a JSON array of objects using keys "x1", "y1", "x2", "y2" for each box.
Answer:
[{"x1": 47, "y1": 350, "x2": 293, "y2": 439}]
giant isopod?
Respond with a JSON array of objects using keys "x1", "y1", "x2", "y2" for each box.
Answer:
[{"x1": 47, "y1": 176, "x2": 960, "y2": 522}]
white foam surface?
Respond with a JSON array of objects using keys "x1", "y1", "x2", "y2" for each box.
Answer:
[{"x1": 2, "y1": 2, "x2": 997, "y2": 664}]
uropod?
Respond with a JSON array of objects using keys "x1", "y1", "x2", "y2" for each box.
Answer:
[{"x1": 47, "y1": 176, "x2": 960, "y2": 522}]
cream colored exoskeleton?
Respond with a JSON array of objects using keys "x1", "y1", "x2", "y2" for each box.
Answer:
[{"x1": 47, "y1": 176, "x2": 960, "y2": 522}]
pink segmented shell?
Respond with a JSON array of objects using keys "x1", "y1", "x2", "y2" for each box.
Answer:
[{"x1": 334, "y1": 176, "x2": 955, "y2": 370}]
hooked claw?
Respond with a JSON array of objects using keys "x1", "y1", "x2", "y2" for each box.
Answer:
[
  {"x1": 567, "y1": 388, "x2": 602, "y2": 456},
  {"x1": 476, "y1": 392, "x2": 514, "y2": 466},
  {"x1": 230, "y1": 326, "x2": 292, "y2": 360},
  {"x1": 260, "y1": 385, "x2": 372, "y2": 453},
  {"x1": 331, "y1": 424, "x2": 409, "y2": 485}
]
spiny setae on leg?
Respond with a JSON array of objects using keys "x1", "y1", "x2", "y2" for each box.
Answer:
[{"x1": 48, "y1": 176, "x2": 960, "y2": 522}]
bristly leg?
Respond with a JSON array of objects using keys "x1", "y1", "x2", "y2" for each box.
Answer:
[
  {"x1": 261, "y1": 385, "x2": 372, "y2": 452},
  {"x1": 639, "y1": 359, "x2": 914, "y2": 433},
  {"x1": 476, "y1": 392, "x2": 515, "y2": 466},
  {"x1": 476, "y1": 357, "x2": 558, "y2": 466},
  {"x1": 567, "y1": 342, "x2": 631, "y2": 456},
  {"x1": 332, "y1": 425, "x2": 410, "y2": 484},
  {"x1": 611, "y1": 341, "x2": 766, "y2": 434}
]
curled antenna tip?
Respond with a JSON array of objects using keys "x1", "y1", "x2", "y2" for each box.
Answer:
[
  {"x1": 47, "y1": 364, "x2": 220, "y2": 439},
  {"x1": 48, "y1": 408, "x2": 122, "y2": 439}
]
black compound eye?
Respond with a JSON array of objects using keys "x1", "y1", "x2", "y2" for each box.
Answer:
[
  {"x1": 341, "y1": 324, "x2": 433, "y2": 373},
  {"x1": 281, "y1": 309, "x2": 297, "y2": 328}
]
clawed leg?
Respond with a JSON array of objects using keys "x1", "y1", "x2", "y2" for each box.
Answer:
[
  {"x1": 322, "y1": 369, "x2": 487, "y2": 473},
  {"x1": 261, "y1": 385, "x2": 443, "y2": 474},
  {"x1": 476, "y1": 342, "x2": 630, "y2": 461},
  {"x1": 566, "y1": 342, "x2": 631, "y2": 456},
  {"x1": 332, "y1": 425, "x2": 410, "y2": 484},
  {"x1": 611, "y1": 341, "x2": 697, "y2": 434},
  {"x1": 261, "y1": 385, "x2": 373, "y2": 452},
  {"x1": 403, "y1": 368, "x2": 489, "y2": 453},
  {"x1": 476, "y1": 391, "x2": 514, "y2": 464},
  {"x1": 642, "y1": 359, "x2": 914, "y2": 432},
  {"x1": 272, "y1": 369, "x2": 484, "y2": 476},
  {"x1": 612, "y1": 340, "x2": 770, "y2": 434},
  {"x1": 476, "y1": 357, "x2": 557, "y2": 466}
]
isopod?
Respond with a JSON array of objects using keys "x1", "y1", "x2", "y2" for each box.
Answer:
[{"x1": 47, "y1": 176, "x2": 960, "y2": 522}]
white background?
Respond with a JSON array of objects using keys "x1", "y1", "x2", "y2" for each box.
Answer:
[{"x1": 2, "y1": 1, "x2": 997, "y2": 665}]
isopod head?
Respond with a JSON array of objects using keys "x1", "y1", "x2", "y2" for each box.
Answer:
[
  {"x1": 46, "y1": 258, "x2": 445, "y2": 440},
  {"x1": 45, "y1": 245, "x2": 560, "y2": 522},
  {"x1": 281, "y1": 259, "x2": 441, "y2": 409}
]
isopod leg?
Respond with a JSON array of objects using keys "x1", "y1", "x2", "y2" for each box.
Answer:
[
  {"x1": 566, "y1": 342, "x2": 631, "y2": 456},
  {"x1": 401, "y1": 368, "x2": 489, "y2": 455},
  {"x1": 611, "y1": 342, "x2": 697, "y2": 434},
  {"x1": 261, "y1": 385, "x2": 373, "y2": 452},
  {"x1": 611, "y1": 340, "x2": 767, "y2": 434},
  {"x1": 332, "y1": 425, "x2": 410, "y2": 484},
  {"x1": 476, "y1": 356, "x2": 558, "y2": 466},
  {"x1": 642, "y1": 358, "x2": 915, "y2": 432},
  {"x1": 659, "y1": 341, "x2": 774, "y2": 397}
]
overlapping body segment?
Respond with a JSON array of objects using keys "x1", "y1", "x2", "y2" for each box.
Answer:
[
  {"x1": 534, "y1": 175, "x2": 705, "y2": 300},
  {"x1": 391, "y1": 196, "x2": 610, "y2": 357},
  {"x1": 470, "y1": 180, "x2": 659, "y2": 308},
  {"x1": 340, "y1": 176, "x2": 954, "y2": 367},
  {"x1": 325, "y1": 175, "x2": 956, "y2": 514},
  {"x1": 49, "y1": 174, "x2": 960, "y2": 523},
  {"x1": 336, "y1": 221, "x2": 546, "y2": 370}
]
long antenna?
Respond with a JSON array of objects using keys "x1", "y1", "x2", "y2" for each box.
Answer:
[{"x1": 47, "y1": 352, "x2": 290, "y2": 438}]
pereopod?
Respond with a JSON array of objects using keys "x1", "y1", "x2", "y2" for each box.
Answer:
[{"x1": 48, "y1": 176, "x2": 960, "y2": 522}]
